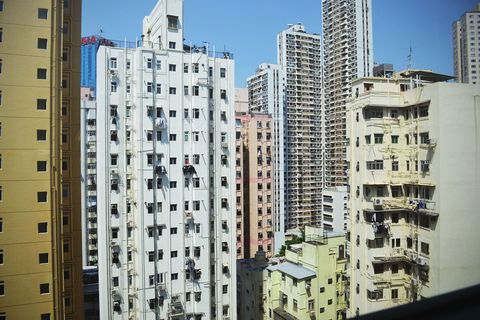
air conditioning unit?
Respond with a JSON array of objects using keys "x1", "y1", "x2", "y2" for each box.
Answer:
[
  {"x1": 373, "y1": 198, "x2": 383, "y2": 207},
  {"x1": 416, "y1": 256, "x2": 428, "y2": 266}
]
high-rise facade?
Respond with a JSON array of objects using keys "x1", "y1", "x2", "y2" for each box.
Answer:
[
  {"x1": 277, "y1": 24, "x2": 323, "y2": 230},
  {"x1": 80, "y1": 88, "x2": 98, "y2": 266},
  {"x1": 453, "y1": 3, "x2": 480, "y2": 84},
  {"x1": 322, "y1": 0, "x2": 373, "y2": 187},
  {"x1": 96, "y1": 1, "x2": 236, "y2": 319},
  {"x1": 235, "y1": 113, "x2": 274, "y2": 259},
  {"x1": 247, "y1": 63, "x2": 285, "y2": 254},
  {"x1": 347, "y1": 73, "x2": 480, "y2": 317},
  {"x1": 0, "y1": 0, "x2": 84, "y2": 319}
]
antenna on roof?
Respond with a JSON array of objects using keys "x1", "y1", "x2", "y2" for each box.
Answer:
[{"x1": 407, "y1": 44, "x2": 413, "y2": 70}]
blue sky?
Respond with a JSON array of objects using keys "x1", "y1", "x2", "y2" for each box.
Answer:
[{"x1": 82, "y1": 0, "x2": 478, "y2": 87}]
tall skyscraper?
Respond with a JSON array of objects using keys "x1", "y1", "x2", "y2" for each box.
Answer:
[
  {"x1": 234, "y1": 112, "x2": 275, "y2": 259},
  {"x1": 453, "y1": 3, "x2": 480, "y2": 84},
  {"x1": 0, "y1": 0, "x2": 84, "y2": 319},
  {"x1": 322, "y1": 0, "x2": 373, "y2": 187},
  {"x1": 347, "y1": 71, "x2": 480, "y2": 316},
  {"x1": 247, "y1": 63, "x2": 285, "y2": 254},
  {"x1": 277, "y1": 24, "x2": 323, "y2": 230},
  {"x1": 95, "y1": 0, "x2": 236, "y2": 319}
]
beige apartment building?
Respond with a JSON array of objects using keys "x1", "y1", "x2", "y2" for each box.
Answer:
[
  {"x1": 235, "y1": 111, "x2": 275, "y2": 259},
  {"x1": 0, "y1": 0, "x2": 84, "y2": 319},
  {"x1": 347, "y1": 71, "x2": 480, "y2": 317}
]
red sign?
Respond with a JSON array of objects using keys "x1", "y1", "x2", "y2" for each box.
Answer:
[{"x1": 82, "y1": 36, "x2": 97, "y2": 45}]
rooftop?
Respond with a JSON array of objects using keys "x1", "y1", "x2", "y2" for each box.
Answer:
[{"x1": 267, "y1": 261, "x2": 316, "y2": 280}]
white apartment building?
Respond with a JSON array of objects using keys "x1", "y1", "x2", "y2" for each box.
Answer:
[
  {"x1": 277, "y1": 24, "x2": 323, "y2": 230},
  {"x1": 81, "y1": 88, "x2": 99, "y2": 266},
  {"x1": 453, "y1": 3, "x2": 480, "y2": 84},
  {"x1": 322, "y1": 186, "x2": 348, "y2": 232},
  {"x1": 347, "y1": 72, "x2": 480, "y2": 317},
  {"x1": 322, "y1": 0, "x2": 373, "y2": 187},
  {"x1": 96, "y1": 1, "x2": 236, "y2": 319},
  {"x1": 247, "y1": 63, "x2": 286, "y2": 254}
]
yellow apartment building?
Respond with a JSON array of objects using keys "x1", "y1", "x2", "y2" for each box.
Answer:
[
  {"x1": 0, "y1": 0, "x2": 83, "y2": 319},
  {"x1": 264, "y1": 226, "x2": 347, "y2": 320}
]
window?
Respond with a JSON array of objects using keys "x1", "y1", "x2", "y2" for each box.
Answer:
[
  {"x1": 192, "y1": 86, "x2": 199, "y2": 96},
  {"x1": 110, "y1": 154, "x2": 118, "y2": 166},
  {"x1": 192, "y1": 132, "x2": 199, "y2": 141},
  {"x1": 193, "y1": 201, "x2": 200, "y2": 211},
  {"x1": 220, "y1": 89, "x2": 227, "y2": 99},
  {"x1": 169, "y1": 87, "x2": 176, "y2": 95},
  {"x1": 37, "y1": 99, "x2": 47, "y2": 110},
  {"x1": 39, "y1": 253, "x2": 48, "y2": 264},
  {"x1": 392, "y1": 161, "x2": 399, "y2": 171},
  {"x1": 391, "y1": 135, "x2": 399, "y2": 144},
  {"x1": 0, "y1": 281, "x2": 4, "y2": 296},
  {"x1": 171, "y1": 250, "x2": 178, "y2": 258},
  {"x1": 40, "y1": 283, "x2": 50, "y2": 294},
  {"x1": 34, "y1": 160, "x2": 48, "y2": 173},
  {"x1": 169, "y1": 181, "x2": 177, "y2": 189},
  {"x1": 193, "y1": 154, "x2": 200, "y2": 164},
  {"x1": 156, "y1": 84, "x2": 162, "y2": 94},
  {"x1": 109, "y1": 57, "x2": 117, "y2": 69},
  {"x1": 169, "y1": 134, "x2": 176, "y2": 141},
  {"x1": 170, "y1": 204, "x2": 177, "y2": 212},
  {"x1": 171, "y1": 273, "x2": 178, "y2": 280},
  {"x1": 192, "y1": 108, "x2": 200, "y2": 118},
  {"x1": 146, "y1": 82, "x2": 153, "y2": 93},
  {"x1": 392, "y1": 289, "x2": 399, "y2": 299},
  {"x1": 365, "y1": 135, "x2": 371, "y2": 144},
  {"x1": 373, "y1": 264, "x2": 384, "y2": 274},
  {"x1": 169, "y1": 64, "x2": 176, "y2": 71},
  {"x1": 146, "y1": 58, "x2": 153, "y2": 69},
  {"x1": 184, "y1": 85, "x2": 189, "y2": 95},
  {"x1": 366, "y1": 160, "x2": 383, "y2": 170},
  {"x1": 37, "y1": 68, "x2": 47, "y2": 79},
  {"x1": 169, "y1": 110, "x2": 176, "y2": 117},
  {"x1": 421, "y1": 242, "x2": 429, "y2": 255},
  {"x1": 37, "y1": 38, "x2": 48, "y2": 49},
  {"x1": 193, "y1": 63, "x2": 199, "y2": 73},
  {"x1": 169, "y1": 41, "x2": 176, "y2": 49},
  {"x1": 0, "y1": 249, "x2": 3, "y2": 265},
  {"x1": 391, "y1": 238, "x2": 401, "y2": 248},
  {"x1": 38, "y1": 222, "x2": 48, "y2": 233},
  {"x1": 63, "y1": 21, "x2": 69, "y2": 37},
  {"x1": 37, "y1": 191, "x2": 47, "y2": 203},
  {"x1": 220, "y1": 68, "x2": 226, "y2": 78},
  {"x1": 167, "y1": 15, "x2": 179, "y2": 29},
  {"x1": 0, "y1": 1, "x2": 3, "y2": 12},
  {"x1": 111, "y1": 81, "x2": 117, "y2": 92},
  {"x1": 420, "y1": 105, "x2": 429, "y2": 117},
  {"x1": 374, "y1": 134, "x2": 384, "y2": 144},
  {"x1": 38, "y1": 8, "x2": 48, "y2": 19},
  {"x1": 420, "y1": 132, "x2": 429, "y2": 144},
  {"x1": 392, "y1": 263, "x2": 399, "y2": 274},
  {"x1": 184, "y1": 63, "x2": 189, "y2": 73}
]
